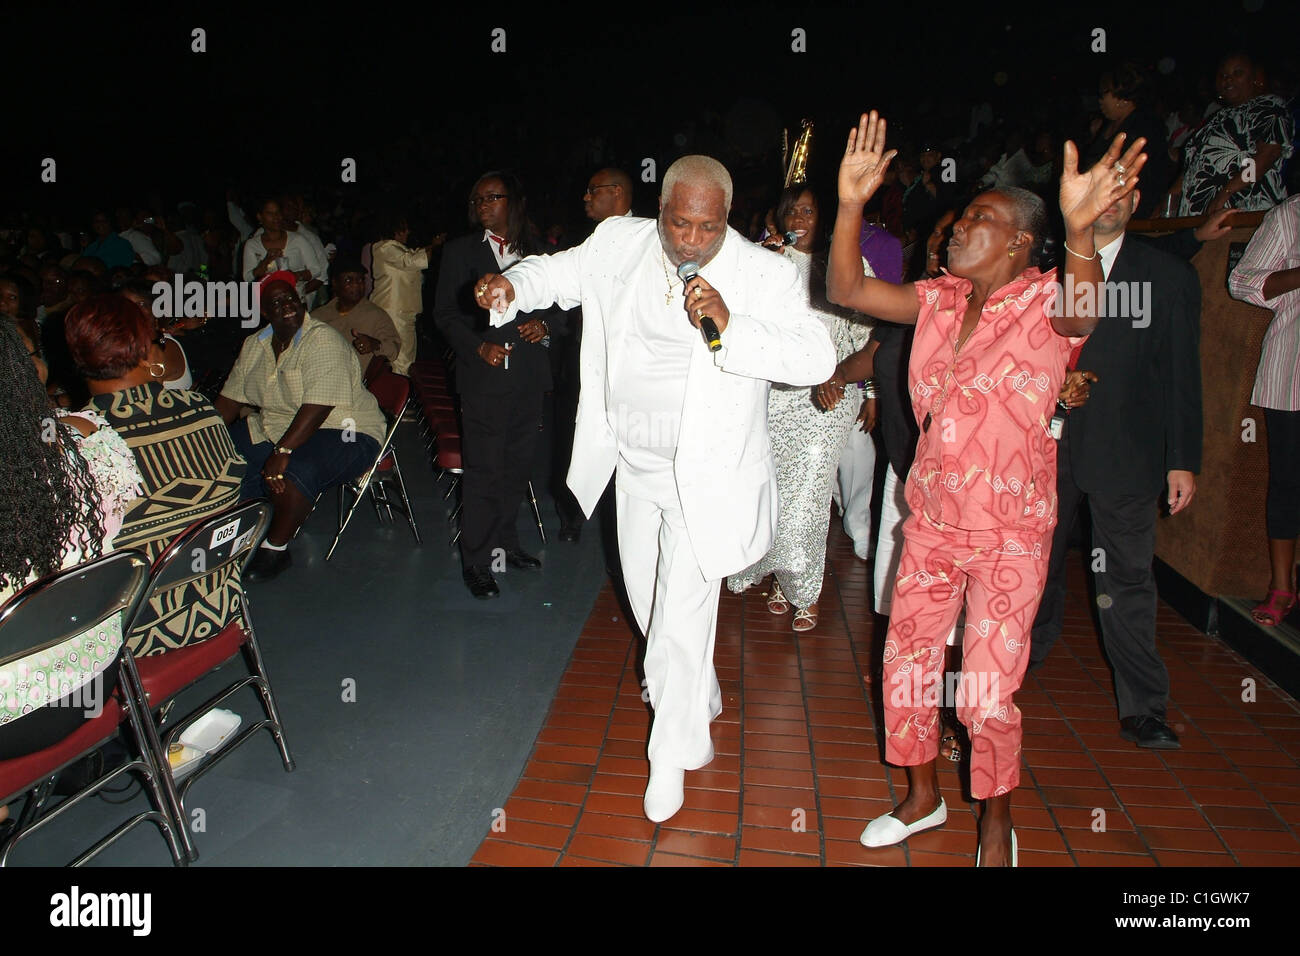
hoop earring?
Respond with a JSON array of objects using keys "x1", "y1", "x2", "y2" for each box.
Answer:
[{"x1": 147, "y1": 362, "x2": 166, "y2": 380}]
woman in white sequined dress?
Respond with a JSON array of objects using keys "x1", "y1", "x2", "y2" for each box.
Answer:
[{"x1": 727, "y1": 187, "x2": 877, "y2": 632}]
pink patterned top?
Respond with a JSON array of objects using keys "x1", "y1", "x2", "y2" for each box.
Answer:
[{"x1": 907, "y1": 267, "x2": 1085, "y2": 535}]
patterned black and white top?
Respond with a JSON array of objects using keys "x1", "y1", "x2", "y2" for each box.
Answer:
[
  {"x1": 1179, "y1": 94, "x2": 1294, "y2": 215},
  {"x1": 87, "y1": 383, "x2": 247, "y2": 655}
]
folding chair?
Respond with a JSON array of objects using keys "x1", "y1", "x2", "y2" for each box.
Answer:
[
  {"x1": 124, "y1": 499, "x2": 295, "y2": 862},
  {"x1": 0, "y1": 550, "x2": 189, "y2": 867},
  {"x1": 325, "y1": 371, "x2": 421, "y2": 560}
]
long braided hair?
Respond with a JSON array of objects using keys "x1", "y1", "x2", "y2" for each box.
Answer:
[{"x1": 0, "y1": 321, "x2": 106, "y2": 592}]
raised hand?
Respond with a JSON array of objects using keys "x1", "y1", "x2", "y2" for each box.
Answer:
[
  {"x1": 839, "y1": 111, "x2": 898, "y2": 206},
  {"x1": 1060, "y1": 132, "x2": 1148, "y2": 235}
]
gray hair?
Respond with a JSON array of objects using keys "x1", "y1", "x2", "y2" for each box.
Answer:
[
  {"x1": 661, "y1": 155, "x2": 733, "y2": 211},
  {"x1": 999, "y1": 187, "x2": 1049, "y2": 267}
]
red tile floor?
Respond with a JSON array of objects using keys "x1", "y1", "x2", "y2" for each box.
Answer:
[{"x1": 472, "y1": 521, "x2": 1300, "y2": 866}]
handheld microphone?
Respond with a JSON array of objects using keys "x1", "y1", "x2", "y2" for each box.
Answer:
[
  {"x1": 782, "y1": 230, "x2": 798, "y2": 246},
  {"x1": 676, "y1": 260, "x2": 722, "y2": 352}
]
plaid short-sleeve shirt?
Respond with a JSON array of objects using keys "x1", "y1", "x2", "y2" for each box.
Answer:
[{"x1": 221, "y1": 314, "x2": 387, "y2": 446}]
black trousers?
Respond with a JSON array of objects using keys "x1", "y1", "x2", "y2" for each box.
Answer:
[
  {"x1": 1030, "y1": 424, "x2": 1170, "y2": 720},
  {"x1": 1265, "y1": 407, "x2": 1300, "y2": 540},
  {"x1": 551, "y1": 332, "x2": 584, "y2": 529},
  {"x1": 459, "y1": 388, "x2": 542, "y2": 569}
]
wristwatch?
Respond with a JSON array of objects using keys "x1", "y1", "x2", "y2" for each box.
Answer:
[{"x1": 275, "y1": 446, "x2": 294, "y2": 455}]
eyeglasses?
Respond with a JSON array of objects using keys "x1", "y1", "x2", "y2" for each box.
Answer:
[
  {"x1": 585, "y1": 184, "x2": 618, "y2": 195},
  {"x1": 469, "y1": 194, "x2": 509, "y2": 207}
]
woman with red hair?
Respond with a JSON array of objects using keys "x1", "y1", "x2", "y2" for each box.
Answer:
[{"x1": 64, "y1": 294, "x2": 247, "y2": 655}]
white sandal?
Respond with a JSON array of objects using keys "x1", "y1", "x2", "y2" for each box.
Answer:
[
  {"x1": 792, "y1": 606, "x2": 818, "y2": 632},
  {"x1": 767, "y1": 581, "x2": 790, "y2": 615}
]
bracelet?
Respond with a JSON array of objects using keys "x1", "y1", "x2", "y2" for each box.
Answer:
[
  {"x1": 1063, "y1": 242, "x2": 1097, "y2": 261},
  {"x1": 275, "y1": 446, "x2": 294, "y2": 455}
]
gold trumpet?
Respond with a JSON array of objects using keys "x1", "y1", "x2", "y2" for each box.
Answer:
[{"x1": 783, "y1": 119, "x2": 814, "y2": 187}]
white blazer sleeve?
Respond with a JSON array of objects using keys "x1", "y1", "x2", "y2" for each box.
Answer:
[
  {"x1": 713, "y1": 256, "x2": 836, "y2": 386},
  {"x1": 504, "y1": 240, "x2": 587, "y2": 313}
]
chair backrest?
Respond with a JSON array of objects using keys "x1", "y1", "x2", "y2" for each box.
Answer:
[
  {"x1": 0, "y1": 550, "x2": 151, "y2": 666},
  {"x1": 367, "y1": 371, "x2": 410, "y2": 421},
  {"x1": 131, "y1": 499, "x2": 272, "y2": 612}
]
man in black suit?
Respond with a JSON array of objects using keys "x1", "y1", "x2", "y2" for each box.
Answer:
[
  {"x1": 433, "y1": 171, "x2": 553, "y2": 599},
  {"x1": 1029, "y1": 187, "x2": 1204, "y2": 749}
]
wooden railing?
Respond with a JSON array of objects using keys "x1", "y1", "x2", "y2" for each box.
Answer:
[{"x1": 1130, "y1": 212, "x2": 1282, "y2": 599}]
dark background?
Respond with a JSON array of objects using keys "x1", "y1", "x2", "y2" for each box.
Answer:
[{"x1": 4, "y1": 1, "x2": 1294, "y2": 238}]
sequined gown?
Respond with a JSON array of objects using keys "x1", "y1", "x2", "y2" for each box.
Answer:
[{"x1": 727, "y1": 247, "x2": 871, "y2": 608}]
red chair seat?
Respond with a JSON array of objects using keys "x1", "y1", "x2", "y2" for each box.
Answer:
[
  {"x1": 134, "y1": 622, "x2": 247, "y2": 706},
  {"x1": 436, "y1": 438, "x2": 462, "y2": 470},
  {"x1": 0, "y1": 697, "x2": 125, "y2": 801}
]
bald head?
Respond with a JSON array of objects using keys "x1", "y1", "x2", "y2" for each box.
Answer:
[{"x1": 583, "y1": 168, "x2": 634, "y2": 221}]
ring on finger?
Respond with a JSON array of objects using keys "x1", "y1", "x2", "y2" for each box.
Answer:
[
  {"x1": 693, "y1": 287, "x2": 703, "y2": 298},
  {"x1": 1115, "y1": 162, "x2": 1126, "y2": 174},
  {"x1": 1117, "y1": 176, "x2": 1126, "y2": 186}
]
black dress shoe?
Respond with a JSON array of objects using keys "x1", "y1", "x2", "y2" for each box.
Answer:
[
  {"x1": 558, "y1": 526, "x2": 581, "y2": 543},
  {"x1": 1120, "y1": 715, "x2": 1181, "y2": 750},
  {"x1": 504, "y1": 549, "x2": 542, "y2": 570},
  {"x1": 245, "y1": 547, "x2": 292, "y2": 582},
  {"x1": 464, "y1": 565, "x2": 500, "y2": 599}
]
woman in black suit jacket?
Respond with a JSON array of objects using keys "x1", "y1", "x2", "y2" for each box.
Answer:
[{"x1": 433, "y1": 171, "x2": 554, "y2": 598}]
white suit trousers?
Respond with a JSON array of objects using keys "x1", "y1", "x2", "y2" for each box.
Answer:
[
  {"x1": 615, "y1": 473, "x2": 723, "y2": 771},
  {"x1": 390, "y1": 309, "x2": 419, "y2": 377},
  {"x1": 832, "y1": 423, "x2": 878, "y2": 559}
]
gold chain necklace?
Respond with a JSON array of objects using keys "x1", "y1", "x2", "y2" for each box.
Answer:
[{"x1": 659, "y1": 250, "x2": 680, "y2": 306}]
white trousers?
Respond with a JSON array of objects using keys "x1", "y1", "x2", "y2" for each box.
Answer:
[
  {"x1": 832, "y1": 424, "x2": 878, "y2": 559},
  {"x1": 615, "y1": 470, "x2": 722, "y2": 771},
  {"x1": 874, "y1": 465, "x2": 958, "y2": 645},
  {"x1": 390, "y1": 309, "x2": 419, "y2": 377}
]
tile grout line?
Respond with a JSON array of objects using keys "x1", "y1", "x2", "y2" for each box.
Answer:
[
  {"x1": 557, "y1": 585, "x2": 638, "y2": 866},
  {"x1": 1155, "y1": 625, "x2": 1298, "y2": 855}
]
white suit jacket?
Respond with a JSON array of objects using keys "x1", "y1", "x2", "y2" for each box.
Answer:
[{"x1": 505, "y1": 216, "x2": 836, "y2": 579}]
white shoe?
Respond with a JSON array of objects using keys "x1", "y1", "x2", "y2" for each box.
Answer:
[
  {"x1": 859, "y1": 799, "x2": 947, "y2": 847},
  {"x1": 976, "y1": 827, "x2": 1017, "y2": 867},
  {"x1": 644, "y1": 765, "x2": 686, "y2": 823}
]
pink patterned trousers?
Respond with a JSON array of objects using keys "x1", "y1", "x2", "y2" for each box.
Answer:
[{"x1": 882, "y1": 511, "x2": 1052, "y2": 799}]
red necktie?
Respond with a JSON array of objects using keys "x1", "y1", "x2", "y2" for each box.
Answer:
[{"x1": 490, "y1": 234, "x2": 507, "y2": 259}]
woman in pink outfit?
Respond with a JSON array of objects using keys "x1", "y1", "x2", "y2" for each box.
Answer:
[{"x1": 826, "y1": 111, "x2": 1148, "y2": 866}]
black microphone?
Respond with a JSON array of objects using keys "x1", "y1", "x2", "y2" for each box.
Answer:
[
  {"x1": 676, "y1": 260, "x2": 722, "y2": 352},
  {"x1": 782, "y1": 230, "x2": 798, "y2": 246}
]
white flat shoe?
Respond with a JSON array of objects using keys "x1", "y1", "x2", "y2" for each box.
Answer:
[
  {"x1": 644, "y1": 765, "x2": 686, "y2": 823},
  {"x1": 976, "y1": 827, "x2": 1017, "y2": 867},
  {"x1": 859, "y1": 798, "x2": 947, "y2": 847}
]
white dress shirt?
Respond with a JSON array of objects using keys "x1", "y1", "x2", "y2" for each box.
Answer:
[
  {"x1": 1097, "y1": 232, "x2": 1125, "y2": 281},
  {"x1": 485, "y1": 230, "x2": 521, "y2": 270}
]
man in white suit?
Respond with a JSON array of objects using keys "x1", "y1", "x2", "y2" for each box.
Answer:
[{"x1": 474, "y1": 156, "x2": 836, "y2": 821}]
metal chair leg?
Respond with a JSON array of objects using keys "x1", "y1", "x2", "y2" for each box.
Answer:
[
  {"x1": 526, "y1": 480, "x2": 547, "y2": 545},
  {"x1": 390, "y1": 452, "x2": 422, "y2": 545}
]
